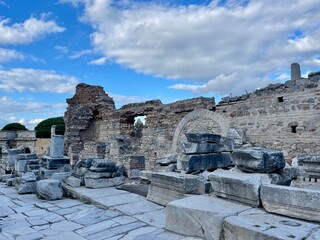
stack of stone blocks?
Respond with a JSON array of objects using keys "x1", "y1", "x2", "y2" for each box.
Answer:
[
  {"x1": 178, "y1": 132, "x2": 234, "y2": 172},
  {"x1": 165, "y1": 146, "x2": 320, "y2": 239},
  {"x1": 39, "y1": 125, "x2": 70, "y2": 179},
  {"x1": 65, "y1": 158, "x2": 125, "y2": 188},
  {"x1": 146, "y1": 133, "x2": 235, "y2": 206}
]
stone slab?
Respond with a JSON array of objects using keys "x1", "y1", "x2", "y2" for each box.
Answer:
[
  {"x1": 147, "y1": 184, "x2": 189, "y2": 206},
  {"x1": 185, "y1": 133, "x2": 221, "y2": 143},
  {"x1": 84, "y1": 170, "x2": 112, "y2": 179},
  {"x1": 232, "y1": 147, "x2": 285, "y2": 173},
  {"x1": 17, "y1": 182, "x2": 37, "y2": 194},
  {"x1": 65, "y1": 176, "x2": 81, "y2": 187},
  {"x1": 261, "y1": 184, "x2": 320, "y2": 222},
  {"x1": 178, "y1": 153, "x2": 232, "y2": 172},
  {"x1": 209, "y1": 169, "x2": 271, "y2": 207},
  {"x1": 224, "y1": 209, "x2": 320, "y2": 240},
  {"x1": 84, "y1": 176, "x2": 125, "y2": 189},
  {"x1": 39, "y1": 167, "x2": 56, "y2": 179},
  {"x1": 51, "y1": 172, "x2": 71, "y2": 181},
  {"x1": 41, "y1": 156, "x2": 70, "y2": 169},
  {"x1": 165, "y1": 195, "x2": 252, "y2": 240},
  {"x1": 148, "y1": 172, "x2": 200, "y2": 194}
]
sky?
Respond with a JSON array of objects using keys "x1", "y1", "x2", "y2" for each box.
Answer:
[{"x1": 0, "y1": 0, "x2": 320, "y2": 130}]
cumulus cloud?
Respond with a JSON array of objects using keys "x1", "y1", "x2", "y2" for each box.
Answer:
[
  {"x1": 0, "y1": 96, "x2": 66, "y2": 129},
  {"x1": 65, "y1": 0, "x2": 320, "y2": 95},
  {"x1": 108, "y1": 92, "x2": 150, "y2": 107},
  {"x1": 0, "y1": 68, "x2": 79, "y2": 93},
  {"x1": 0, "y1": 14, "x2": 65, "y2": 44},
  {"x1": 0, "y1": 48, "x2": 24, "y2": 63}
]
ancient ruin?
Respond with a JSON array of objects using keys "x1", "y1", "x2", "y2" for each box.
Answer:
[{"x1": 1, "y1": 63, "x2": 320, "y2": 239}]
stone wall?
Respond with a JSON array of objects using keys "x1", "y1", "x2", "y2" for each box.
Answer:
[
  {"x1": 216, "y1": 72, "x2": 320, "y2": 161},
  {"x1": 64, "y1": 68, "x2": 320, "y2": 169},
  {"x1": 64, "y1": 83, "x2": 215, "y2": 168},
  {"x1": 0, "y1": 130, "x2": 37, "y2": 153}
]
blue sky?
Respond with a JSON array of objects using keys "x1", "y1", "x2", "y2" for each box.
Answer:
[{"x1": 0, "y1": 0, "x2": 320, "y2": 130}]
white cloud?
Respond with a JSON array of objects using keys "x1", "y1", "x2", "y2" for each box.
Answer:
[
  {"x1": 55, "y1": 45, "x2": 69, "y2": 54},
  {"x1": 0, "y1": 68, "x2": 79, "y2": 93},
  {"x1": 108, "y1": 92, "x2": 150, "y2": 107},
  {"x1": 68, "y1": 0, "x2": 320, "y2": 95},
  {"x1": 0, "y1": 96, "x2": 66, "y2": 129},
  {"x1": 88, "y1": 57, "x2": 107, "y2": 65},
  {"x1": 70, "y1": 49, "x2": 93, "y2": 59},
  {"x1": 0, "y1": 48, "x2": 24, "y2": 63},
  {"x1": 0, "y1": 14, "x2": 65, "y2": 44}
]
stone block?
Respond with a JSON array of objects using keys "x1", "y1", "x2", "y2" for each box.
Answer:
[
  {"x1": 139, "y1": 170, "x2": 153, "y2": 181},
  {"x1": 17, "y1": 153, "x2": 38, "y2": 160},
  {"x1": 146, "y1": 172, "x2": 201, "y2": 206},
  {"x1": 224, "y1": 208, "x2": 320, "y2": 240},
  {"x1": 156, "y1": 154, "x2": 177, "y2": 166},
  {"x1": 84, "y1": 170, "x2": 112, "y2": 179},
  {"x1": 42, "y1": 156, "x2": 70, "y2": 169},
  {"x1": 26, "y1": 164, "x2": 41, "y2": 172},
  {"x1": 261, "y1": 184, "x2": 320, "y2": 222},
  {"x1": 181, "y1": 139, "x2": 234, "y2": 155},
  {"x1": 50, "y1": 135, "x2": 65, "y2": 158},
  {"x1": 15, "y1": 159, "x2": 28, "y2": 172},
  {"x1": 65, "y1": 176, "x2": 81, "y2": 188},
  {"x1": 290, "y1": 179, "x2": 320, "y2": 190},
  {"x1": 21, "y1": 172, "x2": 37, "y2": 182},
  {"x1": 165, "y1": 195, "x2": 252, "y2": 239},
  {"x1": 51, "y1": 172, "x2": 71, "y2": 181},
  {"x1": 37, "y1": 179, "x2": 64, "y2": 200},
  {"x1": 128, "y1": 169, "x2": 141, "y2": 178},
  {"x1": 17, "y1": 182, "x2": 37, "y2": 194},
  {"x1": 6, "y1": 177, "x2": 16, "y2": 186},
  {"x1": 91, "y1": 159, "x2": 116, "y2": 170},
  {"x1": 84, "y1": 176, "x2": 125, "y2": 189},
  {"x1": 39, "y1": 167, "x2": 56, "y2": 179},
  {"x1": 231, "y1": 147, "x2": 285, "y2": 173},
  {"x1": 297, "y1": 153, "x2": 320, "y2": 176},
  {"x1": 0, "y1": 174, "x2": 13, "y2": 182},
  {"x1": 283, "y1": 166, "x2": 305, "y2": 179},
  {"x1": 178, "y1": 153, "x2": 232, "y2": 172},
  {"x1": 209, "y1": 169, "x2": 271, "y2": 207},
  {"x1": 185, "y1": 132, "x2": 221, "y2": 143}
]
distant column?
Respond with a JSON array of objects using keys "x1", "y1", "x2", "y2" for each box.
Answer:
[
  {"x1": 291, "y1": 63, "x2": 301, "y2": 80},
  {"x1": 51, "y1": 125, "x2": 56, "y2": 137}
]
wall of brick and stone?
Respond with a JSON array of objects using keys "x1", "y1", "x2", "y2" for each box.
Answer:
[{"x1": 64, "y1": 70, "x2": 320, "y2": 169}]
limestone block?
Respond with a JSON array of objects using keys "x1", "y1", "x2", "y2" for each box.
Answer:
[
  {"x1": 283, "y1": 166, "x2": 305, "y2": 179},
  {"x1": 290, "y1": 179, "x2": 320, "y2": 190},
  {"x1": 6, "y1": 177, "x2": 16, "y2": 186},
  {"x1": 165, "y1": 195, "x2": 252, "y2": 239},
  {"x1": 231, "y1": 147, "x2": 285, "y2": 173},
  {"x1": 15, "y1": 159, "x2": 28, "y2": 172},
  {"x1": 139, "y1": 170, "x2": 153, "y2": 181},
  {"x1": 65, "y1": 176, "x2": 81, "y2": 188},
  {"x1": 39, "y1": 167, "x2": 56, "y2": 179},
  {"x1": 261, "y1": 184, "x2": 320, "y2": 222},
  {"x1": 17, "y1": 153, "x2": 38, "y2": 160},
  {"x1": 91, "y1": 159, "x2": 116, "y2": 172},
  {"x1": 42, "y1": 156, "x2": 70, "y2": 169},
  {"x1": 37, "y1": 179, "x2": 64, "y2": 200},
  {"x1": 17, "y1": 182, "x2": 37, "y2": 194},
  {"x1": 84, "y1": 176, "x2": 125, "y2": 189},
  {"x1": 84, "y1": 170, "x2": 112, "y2": 179},
  {"x1": 147, "y1": 172, "x2": 203, "y2": 206},
  {"x1": 209, "y1": 169, "x2": 271, "y2": 207},
  {"x1": 50, "y1": 135, "x2": 65, "y2": 158},
  {"x1": 156, "y1": 154, "x2": 177, "y2": 165},
  {"x1": 298, "y1": 153, "x2": 320, "y2": 176},
  {"x1": 185, "y1": 132, "x2": 221, "y2": 143},
  {"x1": 181, "y1": 137, "x2": 234, "y2": 155},
  {"x1": 224, "y1": 208, "x2": 320, "y2": 240},
  {"x1": 51, "y1": 172, "x2": 71, "y2": 181},
  {"x1": 178, "y1": 153, "x2": 232, "y2": 172},
  {"x1": 21, "y1": 172, "x2": 37, "y2": 182}
]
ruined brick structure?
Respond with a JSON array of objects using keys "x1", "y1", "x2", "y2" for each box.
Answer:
[
  {"x1": 0, "y1": 131, "x2": 36, "y2": 153},
  {"x1": 64, "y1": 66, "x2": 320, "y2": 169}
]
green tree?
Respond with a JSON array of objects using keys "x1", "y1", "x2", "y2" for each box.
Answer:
[
  {"x1": 35, "y1": 117, "x2": 65, "y2": 138},
  {"x1": 134, "y1": 119, "x2": 144, "y2": 130},
  {"x1": 1, "y1": 123, "x2": 28, "y2": 131}
]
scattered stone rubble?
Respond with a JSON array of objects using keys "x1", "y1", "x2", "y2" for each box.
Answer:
[{"x1": 1, "y1": 63, "x2": 320, "y2": 239}]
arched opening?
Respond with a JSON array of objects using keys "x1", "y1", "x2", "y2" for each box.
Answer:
[
  {"x1": 134, "y1": 115, "x2": 146, "y2": 138},
  {"x1": 24, "y1": 147, "x2": 31, "y2": 153}
]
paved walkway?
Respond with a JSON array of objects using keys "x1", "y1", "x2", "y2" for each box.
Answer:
[{"x1": 0, "y1": 183, "x2": 198, "y2": 240}]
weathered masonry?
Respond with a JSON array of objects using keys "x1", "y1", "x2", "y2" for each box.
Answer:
[
  {"x1": 0, "y1": 131, "x2": 36, "y2": 154},
  {"x1": 64, "y1": 64, "x2": 320, "y2": 169}
]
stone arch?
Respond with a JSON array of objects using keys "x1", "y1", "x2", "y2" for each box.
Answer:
[{"x1": 172, "y1": 108, "x2": 229, "y2": 153}]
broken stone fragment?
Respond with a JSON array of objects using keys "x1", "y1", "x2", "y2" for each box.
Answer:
[
  {"x1": 37, "y1": 179, "x2": 63, "y2": 200},
  {"x1": 231, "y1": 147, "x2": 285, "y2": 173},
  {"x1": 181, "y1": 137, "x2": 234, "y2": 154},
  {"x1": 91, "y1": 159, "x2": 116, "y2": 171}
]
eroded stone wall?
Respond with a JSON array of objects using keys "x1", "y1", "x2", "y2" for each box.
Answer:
[{"x1": 64, "y1": 70, "x2": 320, "y2": 169}]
